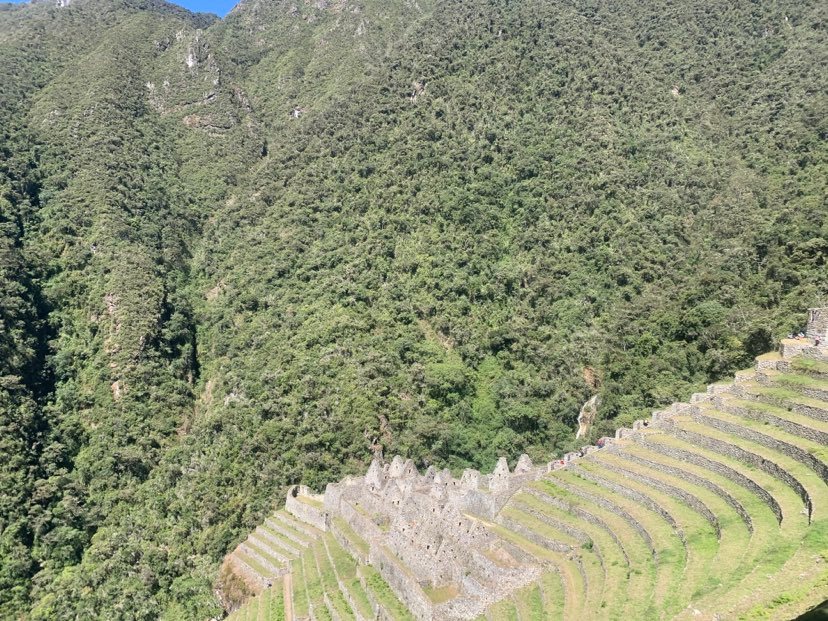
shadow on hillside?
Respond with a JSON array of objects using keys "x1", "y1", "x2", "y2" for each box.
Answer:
[{"x1": 795, "y1": 600, "x2": 828, "y2": 620}]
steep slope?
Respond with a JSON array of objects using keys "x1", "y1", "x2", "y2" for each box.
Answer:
[
  {"x1": 224, "y1": 309, "x2": 828, "y2": 620},
  {"x1": 0, "y1": 0, "x2": 825, "y2": 618},
  {"x1": 191, "y1": 0, "x2": 827, "y2": 485}
]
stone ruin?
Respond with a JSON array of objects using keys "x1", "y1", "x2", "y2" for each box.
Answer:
[
  {"x1": 224, "y1": 307, "x2": 828, "y2": 620},
  {"x1": 291, "y1": 454, "x2": 546, "y2": 619}
]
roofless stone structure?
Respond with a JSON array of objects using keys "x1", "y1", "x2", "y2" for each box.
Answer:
[{"x1": 221, "y1": 308, "x2": 828, "y2": 620}]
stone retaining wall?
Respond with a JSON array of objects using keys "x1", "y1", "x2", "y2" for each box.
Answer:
[
  {"x1": 633, "y1": 434, "x2": 783, "y2": 524},
  {"x1": 524, "y1": 487, "x2": 631, "y2": 566},
  {"x1": 597, "y1": 456, "x2": 720, "y2": 537},
  {"x1": 286, "y1": 486, "x2": 328, "y2": 531},
  {"x1": 570, "y1": 465, "x2": 682, "y2": 536},
  {"x1": 543, "y1": 480, "x2": 657, "y2": 558},
  {"x1": 369, "y1": 545, "x2": 434, "y2": 621},
  {"x1": 712, "y1": 399, "x2": 828, "y2": 445},
  {"x1": 658, "y1": 422, "x2": 812, "y2": 522},
  {"x1": 611, "y1": 449, "x2": 753, "y2": 533},
  {"x1": 693, "y1": 414, "x2": 828, "y2": 487}
]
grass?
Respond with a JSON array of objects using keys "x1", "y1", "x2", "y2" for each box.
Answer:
[
  {"x1": 312, "y1": 538, "x2": 355, "y2": 620},
  {"x1": 500, "y1": 505, "x2": 608, "y2": 615},
  {"x1": 296, "y1": 495, "x2": 325, "y2": 509},
  {"x1": 475, "y1": 515, "x2": 586, "y2": 620},
  {"x1": 549, "y1": 468, "x2": 685, "y2": 619},
  {"x1": 578, "y1": 458, "x2": 720, "y2": 609},
  {"x1": 791, "y1": 357, "x2": 828, "y2": 376},
  {"x1": 359, "y1": 565, "x2": 416, "y2": 621},
  {"x1": 422, "y1": 583, "x2": 458, "y2": 604},
  {"x1": 257, "y1": 524, "x2": 301, "y2": 557},
  {"x1": 235, "y1": 549, "x2": 272, "y2": 578},
  {"x1": 269, "y1": 587, "x2": 286, "y2": 621},
  {"x1": 740, "y1": 383, "x2": 828, "y2": 412},
  {"x1": 530, "y1": 478, "x2": 658, "y2": 619},
  {"x1": 486, "y1": 597, "x2": 519, "y2": 620},
  {"x1": 592, "y1": 449, "x2": 752, "y2": 602},
  {"x1": 263, "y1": 514, "x2": 311, "y2": 548},
  {"x1": 246, "y1": 535, "x2": 287, "y2": 567},
  {"x1": 697, "y1": 405, "x2": 828, "y2": 463},
  {"x1": 537, "y1": 571, "x2": 565, "y2": 621},
  {"x1": 674, "y1": 415, "x2": 828, "y2": 511},
  {"x1": 513, "y1": 583, "x2": 545, "y2": 621},
  {"x1": 775, "y1": 373, "x2": 828, "y2": 391},
  {"x1": 302, "y1": 545, "x2": 331, "y2": 621},
  {"x1": 654, "y1": 417, "x2": 827, "y2": 614},
  {"x1": 290, "y1": 557, "x2": 310, "y2": 619},
  {"x1": 325, "y1": 533, "x2": 375, "y2": 619},
  {"x1": 721, "y1": 397, "x2": 828, "y2": 434},
  {"x1": 513, "y1": 493, "x2": 632, "y2": 620},
  {"x1": 332, "y1": 516, "x2": 370, "y2": 557}
]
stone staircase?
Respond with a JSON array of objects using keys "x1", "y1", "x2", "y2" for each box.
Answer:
[{"x1": 224, "y1": 307, "x2": 828, "y2": 620}]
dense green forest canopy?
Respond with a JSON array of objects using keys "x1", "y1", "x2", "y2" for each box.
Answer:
[{"x1": 0, "y1": 0, "x2": 825, "y2": 617}]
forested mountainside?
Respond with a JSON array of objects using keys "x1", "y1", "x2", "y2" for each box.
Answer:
[{"x1": 0, "y1": 0, "x2": 825, "y2": 617}]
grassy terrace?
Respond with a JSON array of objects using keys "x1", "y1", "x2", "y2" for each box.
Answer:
[
  {"x1": 512, "y1": 583, "x2": 544, "y2": 621},
  {"x1": 276, "y1": 510, "x2": 323, "y2": 539},
  {"x1": 718, "y1": 395, "x2": 828, "y2": 435},
  {"x1": 655, "y1": 417, "x2": 828, "y2": 614},
  {"x1": 226, "y1": 586, "x2": 285, "y2": 621},
  {"x1": 486, "y1": 597, "x2": 519, "y2": 620},
  {"x1": 635, "y1": 430, "x2": 807, "y2": 526},
  {"x1": 617, "y1": 441, "x2": 781, "y2": 564},
  {"x1": 358, "y1": 565, "x2": 416, "y2": 621},
  {"x1": 577, "y1": 459, "x2": 719, "y2": 609},
  {"x1": 670, "y1": 414, "x2": 828, "y2": 514},
  {"x1": 774, "y1": 372, "x2": 828, "y2": 392},
  {"x1": 302, "y1": 544, "x2": 332, "y2": 621},
  {"x1": 791, "y1": 357, "x2": 828, "y2": 376},
  {"x1": 423, "y1": 583, "x2": 459, "y2": 605},
  {"x1": 736, "y1": 382, "x2": 828, "y2": 413},
  {"x1": 537, "y1": 571, "x2": 565, "y2": 621},
  {"x1": 296, "y1": 495, "x2": 325, "y2": 510},
  {"x1": 591, "y1": 449, "x2": 751, "y2": 602},
  {"x1": 332, "y1": 516, "x2": 370, "y2": 557},
  {"x1": 312, "y1": 537, "x2": 355, "y2": 620},
  {"x1": 696, "y1": 405, "x2": 828, "y2": 467},
  {"x1": 290, "y1": 557, "x2": 310, "y2": 619},
  {"x1": 235, "y1": 547, "x2": 272, "y2": 579},
  {"x1": 258, "y1": 523, "x2": 302, "y2": 556},
  {"x1": 527, "y1": 479, "x2": 657, "y2": 619},
  {"x1": 266, "y1": 511, "x2": 314, "y2": 545},
  {"x1": 221, "y1": 352, "x2": 827, "y2": 620},
  {"x1": 324, "y1": 533, "x2": 375, "y2": 618},
  {"x1": 475, "y1": 514, "x2": 587, "y2": 620},
  {"x1": 246, "y1": 535, "x2": 288, "y2": 567},
  {"x1": 500, "y1": 504, "x2": 607, "y2": 615},
  {"x1": 512, "y1": 493, "x2": 632, "y2": 620},
  {"x1": 549, "y1": 468, "x2": 684, "y2": 620}
]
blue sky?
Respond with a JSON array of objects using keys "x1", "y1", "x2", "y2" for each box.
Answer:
[{"x1": 4, "y1": 0, "x2": 238, "y2": 17}]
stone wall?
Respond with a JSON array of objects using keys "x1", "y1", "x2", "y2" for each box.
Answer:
[
  {"x1": 285, "y1": 485, "x2": 328, "y2": 531},
  {"x1": 369, "y1": 545, "x2": 434, "y2": 621},
  {"x1": 806, "y1": 307, "x2": 828, "y2": 340},
  {"x1": 610, "y1": 448, "x2": 753, "y2": 533},
  {"x1": 632, "y1": 433, "x2": 783, "y2": 524},
  {"x1": 657, "y1": 421, "x2": 813, "y2": 522}
]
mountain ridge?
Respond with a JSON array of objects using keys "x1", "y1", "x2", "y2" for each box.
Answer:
[{"x1": 0, "y1": 0, "x2": 825, "y2": 617}]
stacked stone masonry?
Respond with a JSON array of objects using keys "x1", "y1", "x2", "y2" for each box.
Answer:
[{"x1": 224, "y1": 308, "x2": 828, "y2": 620}]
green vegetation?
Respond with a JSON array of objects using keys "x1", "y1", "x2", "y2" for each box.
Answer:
[{"x1": 0, "y1": 0, "x2": 825, "y2": 618}]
